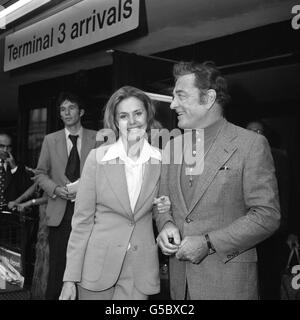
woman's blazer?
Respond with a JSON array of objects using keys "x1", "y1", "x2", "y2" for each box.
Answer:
[{"x1": 63, "y1": 144, "x2": 161, "y2": 295}]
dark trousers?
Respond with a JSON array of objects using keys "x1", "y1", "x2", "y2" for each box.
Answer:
[{"x1": 45, "y1": 201, "x2": 74, "y2": 300}]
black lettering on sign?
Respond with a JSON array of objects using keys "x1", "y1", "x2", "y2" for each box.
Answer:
[
  {"x1": 58, "y1": 23, "x2": 66, "y2": 43},
  {"x1": 118, "y1": 0, "x2": 122, "y2": 22},
  {"x1": 13, "y1": 46, "x2": 18, "y2": 60},
  {"x1": 86, "y1": 16, "x2": 92, "y2": 34},
  {"x1": 71, "y1": 22, "x2": 79, "y2": 39},
  {"x1": 107, "y1": 6, "x2": 117, "y2": 26},
  {"x1": 80, "y1": 18, "x2": 86, "y2": 37},
  {"x1": 92, "y1": 10, "x2": 97, "y2": 32},
  {"x1": 123, "y1": 0, "x2": 133, "y2": 19},
  {"x1": 8, "y1": 44, "x2": 14, "y2": 61},
  {"x1": 97, "y1": 10, "x2": 107, "y2": 29}
]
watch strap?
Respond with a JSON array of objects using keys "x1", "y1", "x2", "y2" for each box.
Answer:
[{"x1": 205, "y1": 234, "x2": 216, "y2": 255}]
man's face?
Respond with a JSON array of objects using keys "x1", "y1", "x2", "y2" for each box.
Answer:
[
  {"x1": 0, "y1": 134, "x2": 12, "y2": 160},
  {"x1": 170, "y1": 73, "x2": 208, "y2": 129},
  {"x1": 59, "y1": 99, "x2": 83, "y2": 127}
]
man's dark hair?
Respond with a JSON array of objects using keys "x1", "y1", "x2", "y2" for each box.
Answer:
[
  {"x1": 173, "y1": 61, "x2": 231, "y2": 107},
  {"x1": 0, "y1": 131, "x2": 12, "y2": 142},
  {"x1": 56, "y1": 91, "x2": 85, "y2": 111}
]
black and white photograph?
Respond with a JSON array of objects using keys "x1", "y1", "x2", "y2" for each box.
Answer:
[{"x1": 0, "y1": 0, "x2": 299, "y2": 307}]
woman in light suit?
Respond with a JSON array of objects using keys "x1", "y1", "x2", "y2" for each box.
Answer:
[{"x1": 59, "y1": 86, "x2": 166, "y2": 300}]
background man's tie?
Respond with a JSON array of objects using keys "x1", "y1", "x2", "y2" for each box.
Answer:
[{"x1": 65, "y1": 135, "x2": 80, "y2": 182}]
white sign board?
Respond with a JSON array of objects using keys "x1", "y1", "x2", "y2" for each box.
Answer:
[{"x1": 4, "y1": 0, "x2": 140, "y2": 71}]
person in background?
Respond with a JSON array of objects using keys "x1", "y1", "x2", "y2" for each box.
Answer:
[
  {"x1": 155, "y1": 61, "x2": 280, "y2": 300},
  {"x1": 8, "y1": 180, "x2": 49, "y2": 300},
  {"x1": 35, "y1": 92, "x2": 97, "y2": 300},
  {"x1": 60, "y1": 86, "x2": 163, "y2": 300},
  {"x1": 246, "y1": 119, "x2": 290, "y2": 300},
  {"x1": 0, "y1": 132, "x2": 32, "y2": 209}
]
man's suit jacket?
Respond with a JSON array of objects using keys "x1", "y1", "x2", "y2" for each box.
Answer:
[
  {"x1": 155, "y1": 120, "x2": 280, "y2": 300},
  {"x1": 63, "y1": 144, "x2": 161, "y2": 295},
  {"x1": 4, "y1": 165, "x2": 32, "y2": 203},
  {"x1": 36, "y1": 128, "x2": 97, "y2": 226}
]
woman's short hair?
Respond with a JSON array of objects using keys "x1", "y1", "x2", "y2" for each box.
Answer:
[{"x1": 103, "y1": 86, "x2": 161, "y2": 139}]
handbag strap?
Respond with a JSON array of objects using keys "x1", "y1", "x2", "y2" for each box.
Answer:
[{"x1": 287, "y1": 246, "x2": 300, "y2": 269}]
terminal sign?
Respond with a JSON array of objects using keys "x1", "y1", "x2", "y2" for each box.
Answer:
[{"x1": 4, "y1": 0, "x2": 140, "y2": 71}]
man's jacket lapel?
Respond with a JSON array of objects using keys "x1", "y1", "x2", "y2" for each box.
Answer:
[
  {"x1": 187, "y1": 121, "x2": 238, "y2": 215},
  {"x1": 55, "y1": 130, "x2": 68, "y2": 172}
]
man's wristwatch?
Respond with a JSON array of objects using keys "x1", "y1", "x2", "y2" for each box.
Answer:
[{"x1": 204, "y1": 234, "x2": 216, "y2": 255}]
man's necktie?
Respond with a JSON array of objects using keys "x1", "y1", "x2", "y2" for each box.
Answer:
[
  {"x1": 65, "y1": 135, "x2": 80, "y2": 183},
  {"x1": 0, "y1": 159, "x2": 6, "y2": 206}
]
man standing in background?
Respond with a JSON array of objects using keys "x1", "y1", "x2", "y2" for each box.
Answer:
[
  {"x1": 0, "y1": 132, "x2": 32, "y2": 207},
  {"x1": 36, "y1": 92, "x2": 96, "y2": 300}
]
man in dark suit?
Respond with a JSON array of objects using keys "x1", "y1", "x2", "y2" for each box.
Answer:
[
  {"x1": 155, "y1": 61, "x2": 280, "y2": 300},
  {"x1": 35, "y1": 92, "x2": 97, "y2": 300},
  {"x1": 0, "y1": 132, "x2": 32, "y2": 208}
]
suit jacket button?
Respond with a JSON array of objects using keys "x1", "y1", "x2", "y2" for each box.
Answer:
[
  {"x1": 185, "y1": 218, "x2": 192, "y2": 223},
  {"x1": 133, "y1": 245, "x2": 138, "y2": 251},
  {"x1": 129, "y1": 221, "x2": 135, "y2": 226}
]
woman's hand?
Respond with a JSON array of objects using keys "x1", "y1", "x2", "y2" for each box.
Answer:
[
  {"x1": 59, "y1": 281, "x2": 77, "y2": 300},
  {"x1": 154, "y1": 195, "x2": 171, "y2": 214}
]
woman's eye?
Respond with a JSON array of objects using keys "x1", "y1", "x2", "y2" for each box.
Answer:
[
  {"x1": 119, "y1": 115, "x2": 127, "y2": 120},
  {"x1": 135, "y1": 112, "x2": 143, "y2": 117}
]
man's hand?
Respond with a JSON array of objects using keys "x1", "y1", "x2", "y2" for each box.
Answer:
[
  {"x1": 176, "y1": 235, "x2": 208, "y2": 264},
  {"x1": 59, "y1": 281, "x2": 76, "y2": 300},
  {"x1": 54, "y1": 186, "x2": 70, "y2": 200},
  {"x1": 8, "y1": 201, "x2": 18, "y2": 210},
  {"x1": 156, "y1": 222, "x2": 181, "y2": 255},
  {"x1": 5, "y1": 152, "x2": 16, "y2": 170}
]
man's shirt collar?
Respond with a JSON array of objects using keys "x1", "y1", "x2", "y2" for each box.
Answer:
[{"x1": 65, "y1": 126, "x2": 83, "y2": 140}]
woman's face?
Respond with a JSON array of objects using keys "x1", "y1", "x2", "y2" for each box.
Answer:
[{"x1": 116, "y1": 97, "x2": 148, "y2": 142}]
